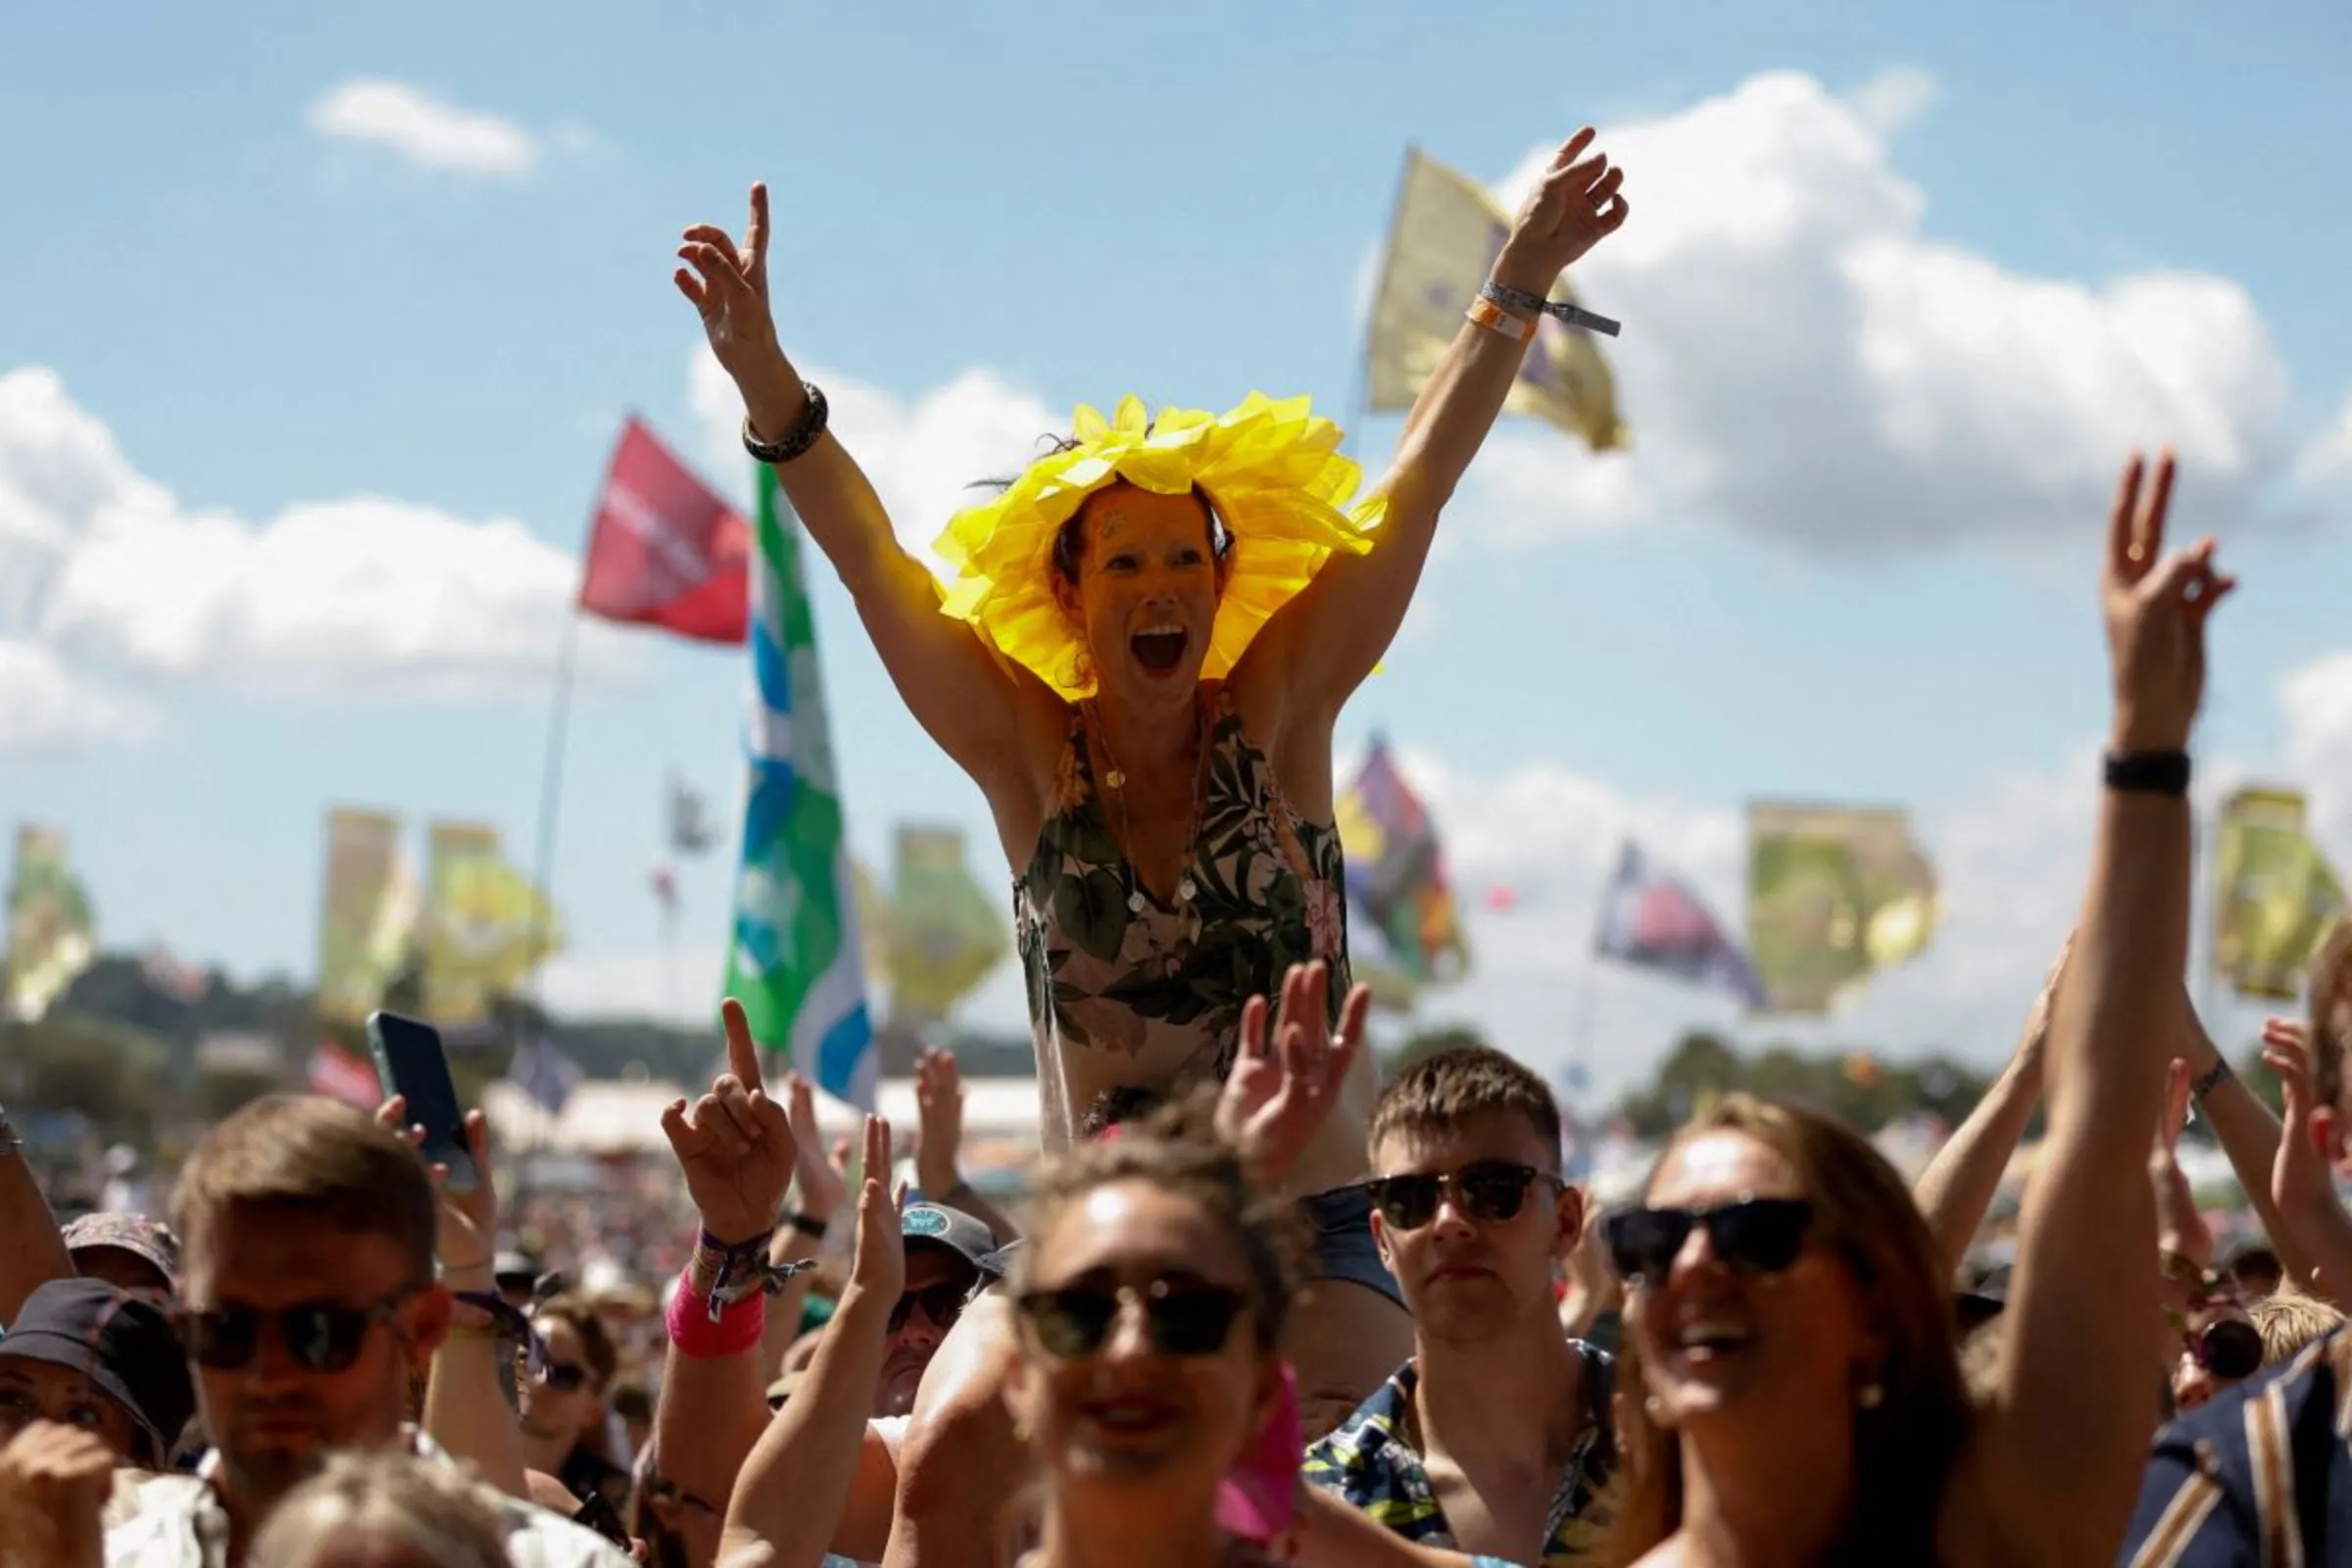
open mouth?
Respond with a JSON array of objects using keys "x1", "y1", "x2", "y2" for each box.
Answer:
[
  {"x1": 1079, "y1": 1393, "x2": 1181, "y2": 1439},
  {"x1": 1671, "y1": 1320, "x2": 1754, "y2": 1364},
  {"x1": 1129, "y1": 625, "x2": 1189, "y2": 674}
]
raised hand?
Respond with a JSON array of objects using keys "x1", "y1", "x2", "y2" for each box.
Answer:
[
  {"x1": 661, "y1": 998, "x2": 798, "y2": 1246},
  {"x1": 2101, "y1": 451, "x2": 2233, "y2": 753},
  {"x1": 377, "y1": 1096, "x2": 499, "y2": 1277},
  {"x1": 2264, "y1": 1017, "x2": 2342, "y2": 1219},
  {"x1": 675, "y1": 183, "x2": 784, "y2": 388},
  {"x1": 1216, "y1": 961, "x2": 1370, "y2": 1186},
  {"x1": 850, "y1": 1115, "x2": 906, "y2": 1307},
  {"x1": 913, "y1": 1048, "x2": 967, "y2": 1199},
  {"x1": 0, "y1": 1421, "x2": 112, "y2": 1568},
  {"x1": 1493, "y1": 127, "x2": 1630, "y2": 296},
  {"x1": 2149, "y1": 1058, "x2": 2212, "y2": 1271},
  {"x1": 784, "y1": 1072, "x2": 846, "y2": 1225}
]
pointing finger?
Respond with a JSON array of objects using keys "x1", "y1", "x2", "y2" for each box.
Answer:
[
  {"x1": 747, "y1": 181, "x2": 770, "y2": 286},
  {"x1": 722, "y1": 997, "x2": 765, "y2": 1097}
]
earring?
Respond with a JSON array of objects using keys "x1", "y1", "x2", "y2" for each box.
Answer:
[{"x1": 1857, "y1": 1380, "x2": 1884, "y2": 1410}]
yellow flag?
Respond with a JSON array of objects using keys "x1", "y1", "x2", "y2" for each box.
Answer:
[
  {"x1": 5, "y1": 825, "x2": 95, "y2": 1022},
  {"x1": 1746, "y1": 805, "x2": 1938, "y2": 1015},
  {"x1": 316, "y1": 808, "x2": 416, "y2": 1024},
  {"x1": 1364, "y1": 146, "x2": 1625, "y2": 451},
  {"x1": 423, "y1": 822, "x2": 561, "y2": 1025},
  {"x1": 2213, "y1": 788, "x2": 2348, "y2": 1001},
  {"x1": 885, "y1": 824, "x2": 1008, "y2": 1024}
]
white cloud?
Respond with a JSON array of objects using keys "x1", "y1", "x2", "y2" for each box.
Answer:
[
  {"x1": 306, "y1": 80, "x2": 541, "y2": 178},
  {"x1": 690, "y1": 349, "x2": 1064, "y2": 577},
  {"x1": 2282, "y1": 651, "x2": 2352, "y2": 844},
  {"x1": 0, "y1": 639, "x2": 149, "y2": 754},
  {"x1": 1847, "y1": 66, "x2": 1938, "y2": 136},
  {"x1": 2294, "y1": 392, "x2": 2352, "y2": 495},
  {"x1": 0, "y1": 366, "x2": 628, "y2": 747},
  {"x1": 1466, "y1": 70, "x2": 2295, "y2": 554}
]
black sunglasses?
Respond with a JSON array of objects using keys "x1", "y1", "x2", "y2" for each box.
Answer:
[
  {"x1": 1015, "y1": 1274, "x2": 1249, "y2": 1359},
  {"x1": 174, "y1": 1290, "x2": 417, "y2": 1374},
  {"x1": 2187, "y1": 1319, "x2": 2264, "y2": 1382},
  {"x1": 888, "y1": 1281, "x2": 973, "y2": 1337},
  {"x1": 1367, "y1": 1161, "x2": 1558, "y2": 1231},
  {"x1": 1601, "y1": 1197, "x2": 1814, "y2": 1285}
]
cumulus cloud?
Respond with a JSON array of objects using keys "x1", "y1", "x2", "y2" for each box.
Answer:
[
  {"x1": 0, "y1": 639, "x2": 149, "y2": 754},
  {"x1": 306, "y1": 80, "x2": 542, "y2": 178},
  {"x1": 690, "y1": 349, "x2": 1063, "y2": 577},
  {"x1": 0, "y1": 366, "x2": 625, "y2": 750},
  {"x1": 1465, "y1": 69, "x2": 2296, "y2": 554},
  {"x1": 2294, "y1": 392, "x2": 2352, "y2": 496},
  {"x1": 2282, "y1": 651, "x2": 2352, "y2": 844}
]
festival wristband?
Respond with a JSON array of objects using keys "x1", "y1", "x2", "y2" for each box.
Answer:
[
  {"x1": 666, "y1": 1267, "x2": 768, "y2": 1359},
  {"x1": 1466, "y1": 298, "x2": 1533, "y2": 342},
  {"x1": 2103, "y1": 751, "x2": 2190, "y2": 796},
  {"x1": 1480, "y1": 278, "x2": 1621, "y2": 338},
  {"x1": 2191, "y1": 1055, "x2": 2231, "y2": 1101}
]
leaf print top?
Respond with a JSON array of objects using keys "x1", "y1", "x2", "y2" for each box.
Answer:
[{"x1": 1016, "y1": 684, "x2": 1353, "y2": 1160}]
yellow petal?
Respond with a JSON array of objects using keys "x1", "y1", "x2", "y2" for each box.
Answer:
[
  {"x1": 1071, "y1": 404, "x2": 1110, "y2": 444},
  {"x1": 1112, "y1": 394, "x2": 1150, "y2": 439}
]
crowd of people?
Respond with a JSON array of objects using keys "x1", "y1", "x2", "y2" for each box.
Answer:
[{"x1": 3, "y1": 122, "x2": 2346, "y2": 1566}]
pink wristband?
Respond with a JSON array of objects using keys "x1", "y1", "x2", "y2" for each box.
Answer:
[{"x1": 664, "y1": 1269, "x2": 767, "y2": 1359}]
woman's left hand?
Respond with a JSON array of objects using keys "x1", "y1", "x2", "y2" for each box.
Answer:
[
  {"x1": 1492, "y1": 126, "x2": 1629, "y2": 296},
  {"x1": 1217, "y1": 961, "x2": 1369, "y2": 1186}
]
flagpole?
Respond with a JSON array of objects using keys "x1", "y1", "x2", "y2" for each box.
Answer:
[{"x1": 522, "y1": 606, "x2": 581, "y2": 1024}]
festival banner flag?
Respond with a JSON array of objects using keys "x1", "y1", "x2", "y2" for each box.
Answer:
[
  {"x1": 508, "y1": 1036, "x2": 585, "y2": 1116},
  {"x1": 886, "y1": 824, "x2": 1009, "y2": 1025},
  {"x1": 307, "y1": 1041, "x2": 384, "y2": 1110},
  {"x1": 577, "y1": 416, "x2": 752, "y2": 644},
  {"x1": 4, "y1": 825, "x2": 96, "y2": 1022},
  {"x1": 722, "y1": 465, "x2": 875, "y2": 1106},
  {"x1": 668, "y1": 773, "x2": 719, "y2": 856},
  {"x1": 1593, "y1": 840, "x2": 1765, "y2": 1006},
  {"x1": 316, "y1": 808, "x2": 417, "y2": 1024},
  {"x1": 1364, "y1": 146, "x2": 1625, "y2": 451},
  {"x1": 422, "y1": 822, "x2": 562, "y2": 1027},
  {"x1": 1336, "y1": 738, "x2": 1467, "y2": 999},
  {"x1": 2213, "y1": 787, "x2": 2348, "y2": 1001},
  {"x1": 1745, "y1": 804, "x2": 1937, "y2": 1015}
]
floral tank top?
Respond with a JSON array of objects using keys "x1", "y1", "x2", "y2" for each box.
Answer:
[{"x1": 1015, "y1": 686, "x2": 1350, "y2": 1143}]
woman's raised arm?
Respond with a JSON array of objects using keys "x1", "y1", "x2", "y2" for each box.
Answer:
[{"x1": 677, "y1": 183, "x2": 1051, "y2": 799}]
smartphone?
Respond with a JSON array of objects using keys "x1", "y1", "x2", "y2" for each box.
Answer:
[{"x1": 366, "y1": 1010, "x2": 479, "y2": 1190}]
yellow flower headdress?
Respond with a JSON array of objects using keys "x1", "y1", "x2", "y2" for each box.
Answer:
[{"x1": 934, "y1": 392, "x2": 1386, "y2": 699}]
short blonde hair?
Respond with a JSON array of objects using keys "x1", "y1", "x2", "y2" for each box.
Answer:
[
  {"x1": 2250, "y1": 1289, "x2": 2345, "y2": 1367},
  {"x1": 248, "y1": 1450, "x2": 512, "y2": 1568}
]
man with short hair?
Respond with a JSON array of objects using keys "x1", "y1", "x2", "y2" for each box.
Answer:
[
  {"x1": 877, "y1": 1203, "x2": 993, "y2": 1419},
  {"x1": 102, "y1": 1094, "x2": 631, "y2": 1567},
  {"x1": 1304, "y1": 1047, "x2": 1613, "y2": 1568}
]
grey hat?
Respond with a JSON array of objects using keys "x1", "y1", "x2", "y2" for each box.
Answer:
[
  {"x1": 899, "y1": 1203, "x2": 1003, "y2": 1277},
  {"x1": 60, "y1": 1213, "x2": 180, "y2": 1290}
]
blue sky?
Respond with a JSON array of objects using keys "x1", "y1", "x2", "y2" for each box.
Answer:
[{"x1": 5, "y1": 1, "x2": 2350, "y2": 1098}]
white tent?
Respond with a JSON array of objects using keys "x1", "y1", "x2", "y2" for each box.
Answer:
[{"x1": 479, "y1": 1075, "x2": 1043, "y2": 1161}]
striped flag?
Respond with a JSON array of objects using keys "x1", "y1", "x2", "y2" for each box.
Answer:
[{"x1": 721, "y1": 465, "x2": 875, "y2": 1106}]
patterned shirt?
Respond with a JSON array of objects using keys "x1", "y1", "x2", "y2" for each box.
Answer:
[{"x1": 1302, "y1": 1346, "x2": 1618, "y2": 1568}]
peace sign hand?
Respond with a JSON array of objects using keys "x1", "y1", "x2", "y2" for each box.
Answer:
[
  {"x1": 1216, "y1": 961, "x2": 1370, "y2": 1187},
  {"x1": 1493, "y1": 127, "x2": 1630, "y2": 297},
  {"x1": 2102, "y1": 450, "x2": 2233, "y2": 753},
  {"x1": 675, "y1": 182, "x2": 785, "y2": 389},
  {"x1": 661, "y1": 998, "x2": 798, "y2": 1246}
]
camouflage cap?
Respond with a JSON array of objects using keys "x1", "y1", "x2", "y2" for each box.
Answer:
[{"x1": 61, "y1": 1212, "x2": 181, "y2": 1288}]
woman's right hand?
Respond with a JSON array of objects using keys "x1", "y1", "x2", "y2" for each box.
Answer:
[
  {"x1": 676, "y1": 182, "x2": 787, "y2": 391},
  {"x1": 2099, "y1": 450, "x2": 2233, "y2": 752},
  {"x1": 661, "y1": 998, "x2": 798, "y2": 1247}
]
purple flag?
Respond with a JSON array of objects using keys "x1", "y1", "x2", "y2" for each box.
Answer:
[{"x1": 1593, "y1": 840, "x2": 1764, "y2": 1007}]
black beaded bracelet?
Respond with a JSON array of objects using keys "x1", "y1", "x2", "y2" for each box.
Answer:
[
  {"x1": 742, "y1": 382, "x2": 829, "y2": 464},
  {"x1": 2191, "y1": 1056, "x2": 2231, "y2": 1101},
  {"x1": 2103, "y1": 750, "x2": 2191, "y2": 796}
]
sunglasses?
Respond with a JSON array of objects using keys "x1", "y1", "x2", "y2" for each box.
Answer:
[
  {"x1": 1015, "y1": 1274, "x2": 1249, "y2": 1359},
  {"x1": 174, "y1": 1290, "x2": 416, "y2": 1374},
  {"x1": 888, "y1": 1282, "x2": 973, "y2": 1337},
  {"x1": 1367, "y1": 1161, "x2": 1558, "y2": 1231},
  {"x1": 536, "y1": 1358, "x2": 590, "y2": 1394},
  {"x1": 2186, "y1": 1319, "x2": 2264, "y2": 1382},
  {"x1": 1600, "y1": 1197, "x2": 1813, "y2": 1285}
]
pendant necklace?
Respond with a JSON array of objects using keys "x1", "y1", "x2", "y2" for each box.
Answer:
[{"x1": 1090, "y1": 696, "x2": 1209, "y2": 915}]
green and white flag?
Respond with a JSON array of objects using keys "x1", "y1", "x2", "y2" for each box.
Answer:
[{"x1": 722, "y1": 465, "x2": 875, "y2": 1104}]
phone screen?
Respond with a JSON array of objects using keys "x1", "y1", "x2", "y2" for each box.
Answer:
[{"x1": 366, "y1": 1010, "x2": 479, "y2": 1190}]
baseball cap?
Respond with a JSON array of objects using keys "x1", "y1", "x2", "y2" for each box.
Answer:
[
  {"x1": 60, "y1": 1213, "x2": 180, "y2": 1292},
  {"x1": 0, "y1": 1278, "x2": 195, "y2": 1465},
  {"x1": 899, "y1": 1204, "x2": 1004, "y2": 1278}
]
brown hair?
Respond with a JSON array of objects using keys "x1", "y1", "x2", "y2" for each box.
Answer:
[
  {"x1": 172, "y1": 1096, "x2": 437, "y2": 1287},
  {"x1": 2250, "y1": 1288, "x2": 2344, "y2": 1367},
  {"x1": 1011, "y1": 1090, "x2": 1298, "y2": 1351},
  {"x1": 1601, "y1": 1094, "x2": 1970, "y2": 1567},
  {"x1": 981, "y1": 427, "x2": 1232, "y2": 592},
  {"x1": 1369, "y1": 1045, "x2": 1563, "y2": 1169},
  {"x1": 249, "y1": 1449, "x2": 511, "y2": 1568},
  {"x1": 2308, "y1": 918, "x2": 2352, "y2": 1106},
  {"x1": 533, "y1": 1295, "x2": 618, "y2": 1391}
]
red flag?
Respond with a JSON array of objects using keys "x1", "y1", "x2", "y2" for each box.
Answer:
[
  {"x1": 578, "y1": 416, "x2": 751, "y2": 643},
  {"x1": 308, "y1": 1041, "x2": 383, "y2": 1110}
]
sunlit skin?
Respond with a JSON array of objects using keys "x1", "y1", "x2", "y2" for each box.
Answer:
[
  {"x1": 514, "y1": 1316, "x2": 601, "y2": 1469},
  {"x1": 180, "y1": 1208, "x2": 450, "y2": 1548},
  {"x1": 0, "y1": 1360, "x2": 143, "y2": 1463},
  {"x1": 1007, "y1": 1181, "x2": 1275, "y2": 1560},
  {"x1": 1629, "y1": 1132, "x2": 1880, "y2": 1434},
  {"x1": 876, "y1": 1250, "x2": 976, "y2": 1418}
]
